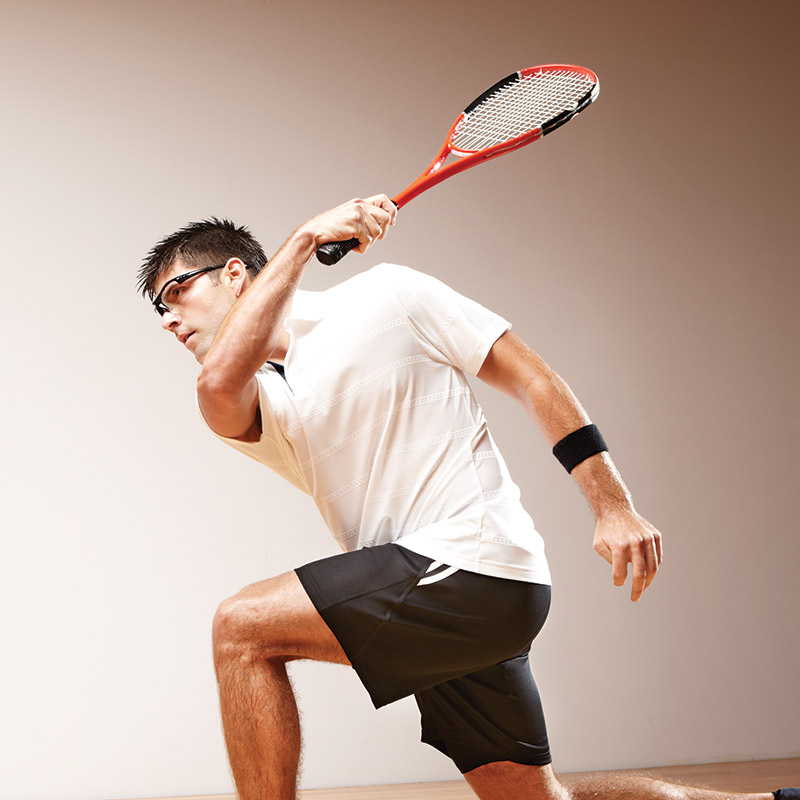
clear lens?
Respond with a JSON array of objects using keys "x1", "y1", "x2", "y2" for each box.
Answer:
[
  {"x1": 152, "y1": 264, "x2": 225, "y2": 317},
  {"x1": 161, "y1": 282, "x2": 181, "y2": 311}
]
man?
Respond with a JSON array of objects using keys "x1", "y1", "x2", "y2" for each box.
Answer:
[{"x1": 139, "y1": 196, "x2": 796, "y2": 800}]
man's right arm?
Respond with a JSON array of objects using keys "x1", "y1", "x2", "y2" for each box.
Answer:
[{"x1": 197, "y1": 196, "x2": 396, "y2": 442}]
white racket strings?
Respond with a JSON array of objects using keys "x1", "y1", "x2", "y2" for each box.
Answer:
[{"x1": 451, "y1": 69, "x2": 596, "y2": 153}]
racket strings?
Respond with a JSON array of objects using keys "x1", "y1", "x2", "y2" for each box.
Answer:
[{"x1": 451, "y1": 69, "x2": 596, "y2": 153}]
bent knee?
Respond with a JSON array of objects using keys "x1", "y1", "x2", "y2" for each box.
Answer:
[
  {"x1": 211, "y1": 571, "x2": 342, "y2": 666},
  {"x1": 212, "y1": 595, "x2": 243, "y2": 642},
  {"x1": 212, "y1": 591, "x2": 280, "y2": 660}
]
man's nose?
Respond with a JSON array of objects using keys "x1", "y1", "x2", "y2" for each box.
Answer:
[{"x1": 160, "y1": 309, "x2": 181, "y2": 331}]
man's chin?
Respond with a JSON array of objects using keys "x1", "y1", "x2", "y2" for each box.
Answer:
[
  {"x1": 187, "y1": 336, "x2": 208, "y2": 365},
  {"x1": 189, "y1": 341, "x2": 207, "y2": 365}
]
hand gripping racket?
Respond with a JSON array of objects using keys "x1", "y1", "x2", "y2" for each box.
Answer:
[{"x1": 316, "y1": 63, "x2": 599, "y2": 266}]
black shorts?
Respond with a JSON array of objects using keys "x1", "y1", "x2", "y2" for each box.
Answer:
[{"x1": 295, "y1": 542, "x2": 552, "y2": 773}]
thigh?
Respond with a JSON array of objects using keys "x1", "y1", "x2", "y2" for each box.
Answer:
[
  {"x1": 213, "y1": 570, "x2": 350, "y2": 665},
  {"x1": 416, "y1": 651, "x2": 552, "y2": 774}
]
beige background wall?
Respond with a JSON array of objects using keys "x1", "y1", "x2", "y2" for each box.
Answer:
[{"x1": 1, "y1": 1, "x2": 798, "y2": 798}]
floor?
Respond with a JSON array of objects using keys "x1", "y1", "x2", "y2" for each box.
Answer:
[{"x1": 152, "y1": 757, "x2": 799, "y2": 799}]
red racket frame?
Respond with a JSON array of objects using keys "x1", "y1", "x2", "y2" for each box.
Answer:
[{"x1": 393, "y1": 64, "x2": 599, "y2": 208}]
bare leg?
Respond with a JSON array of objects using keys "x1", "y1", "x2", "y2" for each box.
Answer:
[
  {"x1": 464, "y1": 762, "x2": 775, "y2": 800},
  {"x1": 212, "y1": 571, "x2": 349, "y2": 800},
  {"x1": 216, "y1": 656, "x2": 301, "y2": 798}
]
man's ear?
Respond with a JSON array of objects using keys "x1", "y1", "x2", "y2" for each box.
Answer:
[{"x1": 222, "y1": 258, "x2": 249, "y2": 297}]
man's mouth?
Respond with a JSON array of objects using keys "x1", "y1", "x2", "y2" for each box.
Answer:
[{"x1": 178, "y1": 332, "x2": 195, "y2": 346}]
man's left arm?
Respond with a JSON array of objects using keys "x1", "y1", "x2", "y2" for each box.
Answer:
[{"x1": 478, "y1": 330, "x2": 663, "y2": 602}]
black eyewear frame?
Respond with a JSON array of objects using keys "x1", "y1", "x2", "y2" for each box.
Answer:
[{"x1": 153, "y1": 264, "x2": 225, "y2": 316}]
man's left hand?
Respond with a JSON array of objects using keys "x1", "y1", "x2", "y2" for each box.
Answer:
[{"x1": 592, "y1": 510, "x2": 663, "y2": 601}]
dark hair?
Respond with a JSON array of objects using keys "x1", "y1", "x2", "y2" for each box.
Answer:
[{"x1": 137, "y1": 217, "x2": 267, "y2": 300}]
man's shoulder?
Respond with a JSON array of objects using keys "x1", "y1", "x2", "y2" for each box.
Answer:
[
  {"x1": 341, "y1": 262, "x2": 421, "y2": 287},
  {"x1": 337, "y1": 262, "x2": 441, "y2": 299},
  {"x1": 321, "y1": 263, "x2": 426, "y2": 307}
]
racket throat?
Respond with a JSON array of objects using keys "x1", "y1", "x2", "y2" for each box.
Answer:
[{"x1": 393, "y1": 154, "x2": 455, "y2": 208}]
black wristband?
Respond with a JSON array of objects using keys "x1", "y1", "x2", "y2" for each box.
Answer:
[{"x1": 552, "y1": 424, "x2": 608, "y2": 473}]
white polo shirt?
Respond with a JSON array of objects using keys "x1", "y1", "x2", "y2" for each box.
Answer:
[{"x1": 202, "y1": 263, "x2": 550, "y2": 585}]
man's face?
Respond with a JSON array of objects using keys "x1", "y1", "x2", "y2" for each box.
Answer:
[{"x1": 154, "y1": 258, "x2": 244, "y2": 364}]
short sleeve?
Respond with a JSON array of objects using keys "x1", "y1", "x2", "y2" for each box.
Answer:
[
  {"x1": 195, "y1": 365, "x2": 309, "y2": 494},
  {"x1": 385, "y1": 264, "x2": 511, "y2": 375}
]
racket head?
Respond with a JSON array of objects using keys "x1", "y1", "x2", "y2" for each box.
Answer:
[
  {"x1": 448, "y1": 64, "x2": 599, "y2": 156},
  {"x1": 391, "y1": 64, "x2": 599, "y2": 209}
]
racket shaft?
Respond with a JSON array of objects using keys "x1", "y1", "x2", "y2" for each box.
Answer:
[{"x1": 316, "y1": 132, "x2": 538, "y2": 265}]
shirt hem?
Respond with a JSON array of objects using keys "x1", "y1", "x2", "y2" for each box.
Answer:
[{"x1": 391, "y1": 540, "x2": 552, "y2": 586}]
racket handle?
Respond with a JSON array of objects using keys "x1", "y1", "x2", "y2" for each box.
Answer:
[{"x1": 316, "y1": 238, "x2": 360, "y2": 266}]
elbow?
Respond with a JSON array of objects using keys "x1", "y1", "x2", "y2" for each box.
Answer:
[
  {"x1": 520, "y1": 371, "x2": 557, "y2": 406},
  {"x1": 197, "y1": 366, "x2": 244, "y2": 407}
]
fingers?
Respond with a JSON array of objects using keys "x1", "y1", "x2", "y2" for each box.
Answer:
[
  {"x1": 355, "y1": 194, "x2": 396, "y2": 249},
  {"x1": 609, "y1": 541, "x2": 647, "y2": 602},
  {"x1": 316, "y1": 195, "x2": 397, "y2": 255},
  {"x1": 630, "y1": 528, "x2": 662, "y2": 601},
  {"x1": 363, "y1": 193, "x2": 398, "y2": 228},
  {"x1": 643, "y1": 531, "x2": 660, "y2": 590},
  {"x1": 628, "y1": 546, "x2": 646, "y2": 602},
  {"x1": 595, "y1": 515, "x2": 663, "y2": 602},
  {"x1": 612, "y1": 547, "x2": 629, "y2": 587}
]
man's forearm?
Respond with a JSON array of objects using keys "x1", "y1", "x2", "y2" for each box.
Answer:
[
  {"x1": 479, "y1": 331, "x2": 636, "y2": 520},
  {"x1": 199, "y1": 228, "x2": 316, "y2": 395},
  {"x1": 568, "y1": 450, "x2": 635, "y2": 520},
  {"x1": 522, "y1": 369, "x2": 635, "y2": 520},
  {"x1": 198, "y1": 196, "x2": 396, "y2": 399}
]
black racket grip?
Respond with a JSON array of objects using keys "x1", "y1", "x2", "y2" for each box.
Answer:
[
  {"x1": 316, "y1": 199, "x2": 399, "y2": 264},
  {"x1": 316, "y1": 238, "x2": 360, "y2": 266}
]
